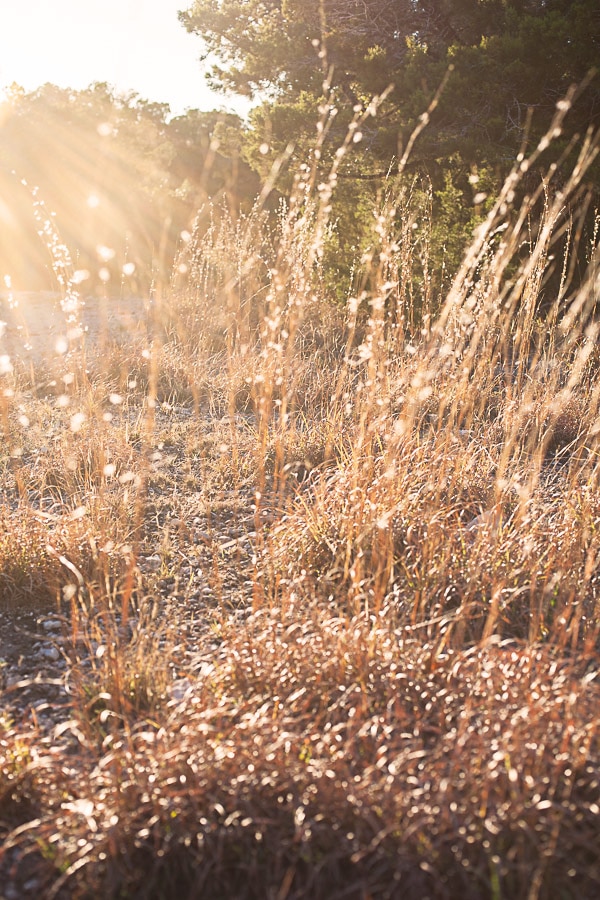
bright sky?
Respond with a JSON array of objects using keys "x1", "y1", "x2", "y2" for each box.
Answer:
[{"x1": 0, "y1": 0, "x2": 244, "y2": 116}]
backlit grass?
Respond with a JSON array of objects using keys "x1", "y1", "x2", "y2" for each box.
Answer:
[{"x1": 0, "y1": 101, "x2": 599, "y2": 898}]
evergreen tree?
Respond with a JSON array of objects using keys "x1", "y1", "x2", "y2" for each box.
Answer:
[{"x1": 181, "y1": 0, "x2": 599, "y2": 174}]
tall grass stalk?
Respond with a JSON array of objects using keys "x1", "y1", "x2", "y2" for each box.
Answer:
[{"x1": 0, "y1": 95, "x2": 599, "y2": 898}]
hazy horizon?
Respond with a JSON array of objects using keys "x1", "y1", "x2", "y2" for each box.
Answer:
[{"x1": 0, "y1": 0, "x2": 248, "y2": 116}]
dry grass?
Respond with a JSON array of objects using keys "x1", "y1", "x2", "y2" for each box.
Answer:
[{"x1": 1, "y1": 99, "x2": 600, "y2": 898}]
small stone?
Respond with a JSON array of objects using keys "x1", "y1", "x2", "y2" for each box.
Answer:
[
  {"x1": 170, "y1": 678, "x2": 193, "y2": 702},
  {"x1": 144, "y1": 555, "x2": 161, "y2": 572},
  {"x1": 233, "y1": 608, "x2": 252, "y2": 620},
  {"x1": 40, "y1": 646, "x2": 60, "y2": 662}
]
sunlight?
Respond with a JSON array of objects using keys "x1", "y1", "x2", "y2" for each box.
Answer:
[
  {"x1": 0, "y1": 72, "x2": 205, "y2": 292},
  {"x1": 0, "y1": 1, "x2": 227, "y2": 115},
  {"x1": 0, "y1": 1, "x2": 598, "y2": 893},
  {"x1": 0, "y1": 86, "x2": 15, "y2": 124}
]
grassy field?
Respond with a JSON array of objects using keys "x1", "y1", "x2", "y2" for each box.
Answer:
[{"x1": 1, "y1": 112, "x2": 600, "y2": 898}]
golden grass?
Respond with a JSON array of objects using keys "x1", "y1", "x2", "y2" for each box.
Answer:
[{"x1": 0, "y1": 101, "x2": 600, "y2": 897}]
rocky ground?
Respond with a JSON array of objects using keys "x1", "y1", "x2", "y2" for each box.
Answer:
[
  {"x1": 0, "y1": 289, "x2": 268, "y2": 745},
  {"x1": 0, "y1": 430, "x2": 262, "y2": 733}
]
